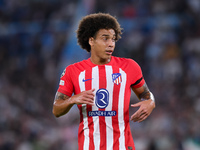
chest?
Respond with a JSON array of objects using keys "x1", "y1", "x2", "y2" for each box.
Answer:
[
  {"x1": 72, "y1": 65, "x2": 131, "y2": 93},
  {"x1": 72, "y1": 66, "x2": 131, "y2": 111}
]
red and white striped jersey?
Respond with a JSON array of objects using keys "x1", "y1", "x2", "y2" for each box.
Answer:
[{"x1": 58, "y1": 56, "x2": 145, "y2": 150}]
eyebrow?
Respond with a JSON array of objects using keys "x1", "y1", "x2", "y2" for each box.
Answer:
[
  {"x1": 101, "y1": 34, "x2": 116, "y2": 38},
  {"x1": 101, "y1": 34, "x2": 110, "y2": 37}
]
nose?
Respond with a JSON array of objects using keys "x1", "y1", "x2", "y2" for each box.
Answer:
[{"x1": 108, "y1": 39, "x2": 115, "y2": 47}]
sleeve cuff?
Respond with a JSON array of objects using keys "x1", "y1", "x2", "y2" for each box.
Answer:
[{"x1": 57, "y1": 88, "x2": 72, "y2": 97}]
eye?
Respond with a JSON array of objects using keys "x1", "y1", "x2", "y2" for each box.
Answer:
[
  {"x1": 103, "y1": 37, "x2": 108, "y2": 41},
  {"x1": 112, "y1": 38, "x2": 116, "y2": 42}
]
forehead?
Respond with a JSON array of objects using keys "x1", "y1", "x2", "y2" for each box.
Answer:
[{"x1": 96, "y1": 29, "x2": 115, "y2": 37}]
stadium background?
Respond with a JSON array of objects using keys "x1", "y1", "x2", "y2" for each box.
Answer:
[{"x1": 0, "y1": 0, "x2": 200, "y2": 149}]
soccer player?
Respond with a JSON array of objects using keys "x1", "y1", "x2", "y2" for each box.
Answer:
[{"x1": 53, "y1": 13, "x2": 155, "y2": 150}]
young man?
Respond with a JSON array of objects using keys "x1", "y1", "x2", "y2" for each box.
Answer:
[{"x1": 53, "y1": 13, "x2": 155, "y2": 150}]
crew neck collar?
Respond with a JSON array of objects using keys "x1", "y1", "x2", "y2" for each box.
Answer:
[{"x1": 88, "y1": 56, "x2": 113, "y2": 67}]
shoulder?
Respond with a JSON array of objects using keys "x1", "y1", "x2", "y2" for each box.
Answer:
[
  {"x1": 112, "y1": 56, "x2": 140, "y2": 67},
  {"x1": 61, "y1": 59, "x2": 89, "y2": 79},
  {"x1": 65, "y1": 59, "x2": 89, "y2": 70}
]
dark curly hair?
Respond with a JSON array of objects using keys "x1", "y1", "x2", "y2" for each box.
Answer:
[{"x1": 76, "y1": 13, "x2": 122, "y2": 52}]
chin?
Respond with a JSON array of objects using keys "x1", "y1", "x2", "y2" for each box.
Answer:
[
  {"x1": 108, "y1": 55, "x2": 112, "y2": 59},
  {"x1": 106, "y1": 56, "x2": 112, "y2": 62}
]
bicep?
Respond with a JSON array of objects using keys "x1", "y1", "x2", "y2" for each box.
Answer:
[
  {"x1": 54, "y1": 92, "x2": 70, "y2": 104},
  {"x1": 53, "y1": 91, "x2": 74, "y2": 117}
]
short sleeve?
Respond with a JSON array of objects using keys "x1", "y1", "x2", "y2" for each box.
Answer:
[
  {"x1": 128, "y1": 59, "x2": 145, "y2": 88},
  {"x1": 57, "y1": 65, "x2": 74, "y2": 96}
]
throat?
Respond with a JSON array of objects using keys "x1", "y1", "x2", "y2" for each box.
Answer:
[{"x1": 90, "y1": 57, "x2": 111, "y2": 65}]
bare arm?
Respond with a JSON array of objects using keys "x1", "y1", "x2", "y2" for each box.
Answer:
[
  {"x1": 130, "y1": 83, "x2": 155, "y2": 122},
  {"x1": 52, "y1": 92, "x2": 73, "y2": 117},
  {"x1": 132, "y1": 83, "x2": 155, "y2": 101},
  {"x1": 52, "y1": 89, "x2": 95, "y2": 117}
]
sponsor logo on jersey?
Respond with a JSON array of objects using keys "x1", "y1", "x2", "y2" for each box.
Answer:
[
  {"x1": 95, "y1": 88, "x2": 109, "y2": 109},
  {"x1": 112, "y1": 73, "x2": 122, "y2": 85},
  {"x1": 88, "y1": 110, "x2": 116, "y2": 117},
  {"x1": 88, "y1": 88, "x2": 116, "y2": 117}
]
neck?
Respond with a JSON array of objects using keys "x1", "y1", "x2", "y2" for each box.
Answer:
[{"x1": 90, "y1": 57, "x2": 111, "y2": 65}]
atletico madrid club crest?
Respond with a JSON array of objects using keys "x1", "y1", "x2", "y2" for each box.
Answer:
[{"x1": 112, "y1": 73, "x2": 122, "y2": 85}]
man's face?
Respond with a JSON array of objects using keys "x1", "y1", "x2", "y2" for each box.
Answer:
[{"x1": 89, "y1": 29, "x2": 116, "y2": 64}]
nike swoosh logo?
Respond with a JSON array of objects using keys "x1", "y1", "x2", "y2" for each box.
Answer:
[{"x1": 82, "y1": 78, "x2": 93, "y2": 82}]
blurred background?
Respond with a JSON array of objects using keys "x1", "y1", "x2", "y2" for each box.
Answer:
[{"x1": 0, "y1": 0, "x2": 200, "y2": 150}]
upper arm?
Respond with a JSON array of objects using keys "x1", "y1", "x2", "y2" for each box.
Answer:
[
  {"x1": 54, "y1": 91, "x2": 70, "y2": 104},
  {"x1": 52, "y1": 91, "x2": 74, "y2": 117},
  {"x1": 131, "y1": 82, "x2": 150, "y2": 100}
]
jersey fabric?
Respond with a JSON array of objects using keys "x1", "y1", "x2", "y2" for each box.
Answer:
[{"x1": 58, "y1": 56, "x2": 145, "y2": 150}]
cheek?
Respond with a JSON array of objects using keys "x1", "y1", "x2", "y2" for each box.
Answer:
[{"x1": 97, "y1": 43, "x2": 106, "y2": 49}]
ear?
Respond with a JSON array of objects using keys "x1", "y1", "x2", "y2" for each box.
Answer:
[{"x1": 89, "y1": 37, "x2": 94, "y2": 47}]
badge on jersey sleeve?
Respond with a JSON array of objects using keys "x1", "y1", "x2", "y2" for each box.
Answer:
[{"x1": 112, "y1": 73, "x2": 122, "y2": 85}]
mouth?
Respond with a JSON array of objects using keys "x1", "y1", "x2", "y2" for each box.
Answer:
[{"x1": 105, "y1": 50, "x2": 113, "y2": 55}]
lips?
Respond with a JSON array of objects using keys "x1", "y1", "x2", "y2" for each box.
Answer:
[{"x1": 105, "y1": 50, "x2": 113, "y2": 55}]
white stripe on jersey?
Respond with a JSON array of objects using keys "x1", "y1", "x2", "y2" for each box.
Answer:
[
  {"x1": 79, "y1": 71, "x2": 89, "y2": 150},
  {"x1": 105, "y1": 65, "x2": 114, "y2": 150},
  {"x1": 118, "y1": 69, "x2": 126, "y2": 150},
  {"x1": 92, "y1": 66, "x2": 100, "y2": 150}
]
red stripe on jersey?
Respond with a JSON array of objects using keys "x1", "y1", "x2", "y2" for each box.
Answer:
[
  {"x1": 98, "y1": 66, "x2": 107, "y2": 150},
  {"x1": 85, "y1": 69, "x2": 95, "y2": 150},
  {"x1": 124, "y1": 81, "x2": 135, "y2": 150},
  {"x1": 77, "y1": 84, "x2": 84, "y2": 150},
  {"x1": 124, "y1": 82, "x2": 135, "y2": 150},
  {"x1": 112, "y1": 67, "x2": 120, "y2": 150},
  {"x1": 78, "y1": 105, "x2": 84, "y2": 150}
]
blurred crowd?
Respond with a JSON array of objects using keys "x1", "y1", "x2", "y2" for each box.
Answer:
[{"x1": 0, "y1": 0, "x2": 200, "y2": 150}]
